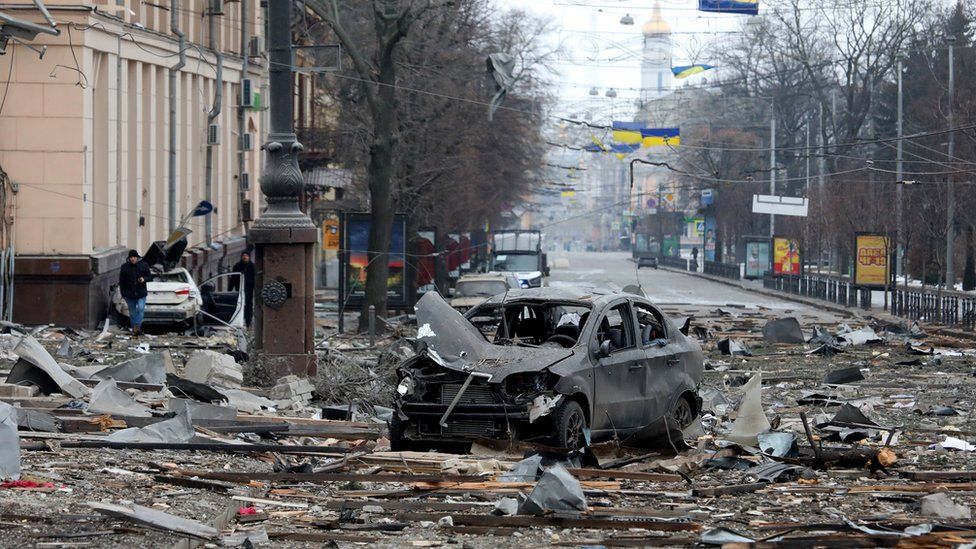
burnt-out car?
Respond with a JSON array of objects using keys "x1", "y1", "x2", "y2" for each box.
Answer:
[{"x1": 390, "y1": 287, "x2": 704, "y2": 451}]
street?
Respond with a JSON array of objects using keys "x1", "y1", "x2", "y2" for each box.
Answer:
[{"x1": 550, "y1": 251, "x2": 848, "y2": 324}]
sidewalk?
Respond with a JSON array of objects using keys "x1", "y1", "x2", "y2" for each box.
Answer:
[{"x1": 659, "y1": 265, "x2": 976, "y2": 341}]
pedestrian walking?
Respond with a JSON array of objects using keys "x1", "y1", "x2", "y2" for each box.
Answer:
[
  {"x1": 230, "y1": 251, "x2": 256, "y2": 327},
  {"x1": 118, "y1": 249, "x2": 151, "y2": 336}
]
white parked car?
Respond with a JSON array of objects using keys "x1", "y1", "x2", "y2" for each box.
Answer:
[
  {"x1": 450, "y1": 272, "x2": 520, "y2": 312},
  {"x1": 112, "y1": 239, "x2": 245, "y2": 329}
]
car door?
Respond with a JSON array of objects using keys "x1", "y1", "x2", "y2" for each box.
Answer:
[
  {"x1": 591, "y1": 300, "x2": 646, "y2": 434},
  {"x1": 199, "y1": 272, "x2": 244, "y2": 327},
  {"x1": 635, "y1": 300, "x2": 685, "y2": 424}
]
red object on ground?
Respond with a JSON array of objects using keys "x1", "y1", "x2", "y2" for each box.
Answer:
[
  {"x1": 1, "y1": 480, "x2": 55, "y2": 489},
  {"x1": 238, "y1": 507, "x2": 258, "y2": 515}
]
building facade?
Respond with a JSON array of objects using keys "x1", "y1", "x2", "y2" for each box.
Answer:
[
  {"x1": 639, "y1": 2, "x2": 672, "y2": 107},
  {"x1": 0, "y1": 1, "x2": 268, "y2": 327}
]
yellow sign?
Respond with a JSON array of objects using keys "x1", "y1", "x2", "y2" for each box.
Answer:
[
  {"x1": 323, "y1": 218, "x2": 340, "y2": 251},
  {"x1": 854, "y1": 234, "x2": 890, "y2": 287},
  {"x1": 773, "y1": 237, "x2": 800, "y2": 275}
]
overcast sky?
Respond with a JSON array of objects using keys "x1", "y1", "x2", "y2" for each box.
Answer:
[{"x1": 494, "y1": 0, "x2": 743, "y2": 123}]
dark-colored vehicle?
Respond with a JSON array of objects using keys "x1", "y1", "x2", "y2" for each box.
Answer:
[
  {"x1": 390, "y1": 287, "x2": 704, "y2": 451},
  {"x1": 637, "y1": 256, "x2": 658, "y2": 269}
]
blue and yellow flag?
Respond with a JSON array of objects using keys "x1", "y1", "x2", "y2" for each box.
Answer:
[
  {"x1": 612, "y1": 123, "x2": 680, "y2": 147},
  {"x1": 698, "y1": 0, "x2": 758, "y2": 14},
  {"x1": 672, "y1": 64, "x2": 715, "y2": 79},
  {"x1": 587, "y1": 134, "x2": 639, "y2": 158}
]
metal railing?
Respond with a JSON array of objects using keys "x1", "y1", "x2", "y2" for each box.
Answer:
[
  {"x1": 892, "y1": 286, "x2": 976, "y2": 328},
  {"x1": 763, "y1": 273, "x2": 871, "y2": 310},
  {"x1": 703, "y1": 260, "x2": 740, "y2": 281},
  {"x1": 660, "y1": 256, "x2": 690, "y2": 271}
]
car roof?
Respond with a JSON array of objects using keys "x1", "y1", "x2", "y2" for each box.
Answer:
[
  {"x1": 457, "y1": 273, "x2": 511, "y2": 282},
  {"x1": 476, "y1": 285, "x2": 628, "y2": 307}
]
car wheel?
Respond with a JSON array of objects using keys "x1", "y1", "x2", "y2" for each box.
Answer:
[
  {"x1": 671, "y1": 396, "x2": 696, "y2": 429},
  {"x1": 552, "y1": 400, "x2": 587, "y2": 451}
]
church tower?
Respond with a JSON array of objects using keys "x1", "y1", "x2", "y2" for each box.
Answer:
[{"x1": 640, "y1": 2, "x2": 672, "y2": 105}]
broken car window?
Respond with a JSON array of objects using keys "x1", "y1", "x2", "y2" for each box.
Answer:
[
  {"x1": 635, "y1": 303, "x2": 668, "y2": 346},
  {"x1": 456, "y1": 280, "x2": 508, "y2": 297},
  {"x1": 596, "y1": 303, "x2": 635, "y2": 352},
  {"x1": 471, "y1": 302, "x2": 591, "y2": 348}
]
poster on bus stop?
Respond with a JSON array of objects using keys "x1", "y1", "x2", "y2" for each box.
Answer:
[
  {"x1": 854, "y1": 234, "x2": 891, "y2": 288},
  {"x1": 773, "y1": 237, "x2": 800, "y2": 275},
  {"x1": 744, "y1": 239, "x2": 770, "y2": 279},
  {"x1": 340, "y1": 213, "x2": 408, "y2": 308}
]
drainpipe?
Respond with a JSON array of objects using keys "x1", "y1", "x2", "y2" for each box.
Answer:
[
  {"x1": 168, "y1": 1, "x2": 185, "y2": 234},
  {"x1": 238, "y1": 0, "x2": 249, "y2": 227},
  {"x1": 204, "y1": 1, "x2": 224, "y2": 246}
]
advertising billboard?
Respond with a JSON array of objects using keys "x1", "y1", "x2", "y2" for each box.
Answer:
[
  {"x1": 772, "y1": 237, "x2": 801, "y2": 275},
  {"x1": 854, "y1": 234, "x2": 891, "y2": 288},
  {"x1": 744, "y1": 239, "x2": 770, "y2": 279},
  {"x1": 322, "y1": 216, "x2": 340, "y2": 251},
  {"x1": 340, "y1": 213, "x2": 408, "y2": 308}
]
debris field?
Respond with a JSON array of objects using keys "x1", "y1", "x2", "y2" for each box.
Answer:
[{"x1": 1, "y1": 298, "x2": 976, "y2": 548}]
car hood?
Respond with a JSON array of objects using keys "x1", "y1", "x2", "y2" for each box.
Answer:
[{"x1": 415, "y1": 292, "x2": 573, "y2": 381}]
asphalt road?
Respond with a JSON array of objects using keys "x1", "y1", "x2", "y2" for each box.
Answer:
[{"x1": 547, "y1": 252, "x2": 845, "y2": 323}]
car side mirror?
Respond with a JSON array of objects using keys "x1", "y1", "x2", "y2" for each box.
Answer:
[{"x1": 597, "y1": 339, "x2": 612, "y2": 358}]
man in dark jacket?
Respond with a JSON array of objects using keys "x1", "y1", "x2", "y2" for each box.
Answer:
[
  {"x1": 119, "y1": 249, "x2": 152, "y2": 336},
  {"x1": 230, "y1": 251, "x2": 256, "y2": 327}
]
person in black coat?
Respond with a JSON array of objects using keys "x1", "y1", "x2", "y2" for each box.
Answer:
[
  {"x1": 119, "y1": 249, "x2": 152, "y2": 335},
  {"x1": 230, "y1": 251, "x2": 256, "y2": 327}
]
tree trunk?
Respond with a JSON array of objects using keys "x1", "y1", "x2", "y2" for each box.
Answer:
[
  {"x1": 359, "y1": 33, "x2": 400, "y2": 332},
  {"x1": 963, "y1": 225, "x2": 975, "y2": 292}
]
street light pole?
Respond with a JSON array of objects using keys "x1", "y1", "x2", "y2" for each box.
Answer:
[
  {"x1": 769, "y1": 103, "x2": 776, "y2": 237},
  {"x1": 248, "y1": 0, "x2": 318, "y2": 378},
  {"x1": 896, "y1": 57, "x2": 904, "y2": 281},
  {"x1": 945, "y1": 37, "x2": 956, "y2": 289}
]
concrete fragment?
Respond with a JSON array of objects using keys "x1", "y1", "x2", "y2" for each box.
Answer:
[
  {"x1": 517, "y1": 464, "x2": 587, "y2": 516},
  {"x1": 493, "y1": 497, "x2": 518, "y2": 516},
  {"x1": 184, "y1": 350, "x2": 242, "y2": 389},
  {"x1": 92, "y1": 353, "x2": 169, "y2": 384},
  {"x1": 269, "y1": 375, "x2": 314, "y2": 402},
  {"x1": 727, "y1": 371, "x2": 770, "y2": 446},
  {"x1": 220, "y1": 388, "x2": 277, "y2": 414},
  {"x1": 761, "y1": 317, "x2": 805, "y2": 344},
  {"x1": 106, "y1": 411, "x2": 194, "y2": 443},
  {"x1": 87, "y1": 379, "x2": 153, "y2": 417},
  {"x1": 168, "y1": 398, "x2": 236, "y2": 421},
  {"x1": 6, "y1": 335, "x2": 89, "y2": 398},
  {"x1": 88, "y1": 501, "x2": 218, "y2": 540},
  {"x1": 0, "y1": 402, "x2": 20, "y2": 480},
  {"x1": 0, "y1": 383, "x2": 38, "y2": 398},
  {"x1": 920, "y1": 492, "x2": 971, "y2": 520}
]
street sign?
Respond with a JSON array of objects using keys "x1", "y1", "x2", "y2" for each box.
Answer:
[{"x1": 752, "y1": 195, "x2": 809, "y2": 217}]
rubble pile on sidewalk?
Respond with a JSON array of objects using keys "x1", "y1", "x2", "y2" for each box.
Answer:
[{"x1": 1, "y1": 302, "x2": 976, "y2": 547}]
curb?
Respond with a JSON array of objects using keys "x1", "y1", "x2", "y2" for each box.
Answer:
[{"x1": 659, "y1": 266, "x2": 976, "y2": 341}]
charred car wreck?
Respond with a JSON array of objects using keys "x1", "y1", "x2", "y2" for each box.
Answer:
[{"x1": 391, "y1": 288, "x2": 704, "y2": 451}]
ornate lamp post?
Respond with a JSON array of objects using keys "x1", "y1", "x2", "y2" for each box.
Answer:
[{"x1": 248, "y1": 0, "x2": 317, "y2": 377}]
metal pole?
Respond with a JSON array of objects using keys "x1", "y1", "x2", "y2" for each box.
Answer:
[
  {"x1": 204, "y1": 2, "x2": 224, "y2": 246},
  {"x1": 896, "y1": 58, "x2": 904, "y2": 282},
  {"x1": 168, "y1": 1, "x2": 186, "y2": 234},
  {"x1": 238, "y1": 0, "x2": 249, "y2": 226},
  {"x1": 945, "y1": 39, "x2": 955, "y2": 289},
  {"x1": 769, "y1": 102, "x2": 776, "y2": 237}
]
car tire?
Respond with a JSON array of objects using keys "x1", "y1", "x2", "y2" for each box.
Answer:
[
  {"x1": 551, "y1": 400, "x2": 587, "y2": 451},
  {"x1": 388, "y1": 414, "x2": 420, "y2": 452},
  {"x1": 671, "y1": 395, "x2": 696, "y2": 430}
]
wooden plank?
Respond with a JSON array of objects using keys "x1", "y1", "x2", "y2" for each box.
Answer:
[
  {"x1": 173, "y1": 469, "x2": 483, "y2": 484},
  {"x1": 266, "y1": 531, "x2": 380, "y2": 542},
  {"x1": 567, "y1": 468, "x2": 683, "y2": 483},
  {"x1": 901, "y1": 471, "x2": 976, "y2": 482},
  {"x1": 692, "y1": 483, "x2": 767, "y2": 497},
  {"x1": 394, "y1": 512, "x2": 703, "y2": 532}
]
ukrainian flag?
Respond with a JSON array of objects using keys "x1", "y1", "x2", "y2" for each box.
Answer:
[
  {"x1": 612, "y1": 121, "x2": 644, "y2": 145},
  {"x1": 612, "y1": 122, "x2": 680, "y2": 147},
  {"x1": 698, "y1": 0, "x2": 758, "y2": 14},
  {"x1": 672, "y1": 64, "x2": 715, "y2": 79},
  {"x1": 641, "y1": 128, "x2": 680, "y2": 147}
]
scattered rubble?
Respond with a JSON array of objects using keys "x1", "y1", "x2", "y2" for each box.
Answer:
[{"x1": 0, "y1": 293, "x2": 975, "y2": 547}]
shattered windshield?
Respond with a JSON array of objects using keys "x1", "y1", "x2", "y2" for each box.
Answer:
[
  {"x1": 456, "y1": 281, "x2": 508, "y2": 297},
  {"x1": 492, "y1": 254, "x2": 539, "y2": 272},
  {"x1": 472, "y1": 301, "x2": 591, "y2": 348}
]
